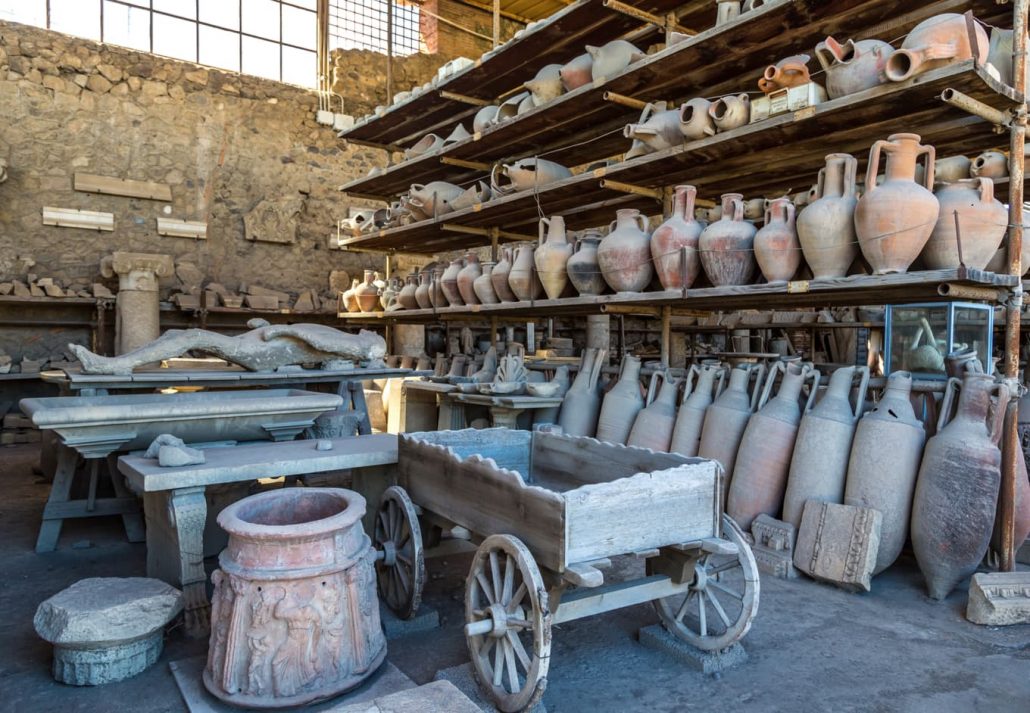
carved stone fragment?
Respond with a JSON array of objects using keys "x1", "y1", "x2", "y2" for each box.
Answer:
[
  {"x1": 244, "y1": 195, "x2": 305, "y2": 244},
  {"x1": 751, "y1": 514, "x2": 798, "y2": 579},
  {"x1": 966, "y1": 572, "x2": 1030, "y2": 626},
  {"x1": 101, "y1": 252, "x2": 174, "y2": 355},
  {"x1": 793, "y1": 501, "x2": 882, "y2": 592}
]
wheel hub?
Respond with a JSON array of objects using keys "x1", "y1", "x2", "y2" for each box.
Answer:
[
  {"x1": 381, "y1": 540, "x2": 397, "y2": 567},
  {"x1": 692, "y1": 561, "x2": 709, "y2": 591},
  {"x1": 486, "y1": 603, "x2": 510, "y2": 638}
]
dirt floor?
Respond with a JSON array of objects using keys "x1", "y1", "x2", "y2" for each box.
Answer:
[{"x1": 2, "y1": 442, "x2": 1029, "y2": 713}]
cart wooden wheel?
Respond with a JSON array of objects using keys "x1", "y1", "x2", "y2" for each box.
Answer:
[
  {"x1": 464, "y1": 534, "x2": 551, "y2": 713},
  {"x1": 373, "y1": 486, "x2": 425, "y2": 619},
  {"x1": 652, "y1": 514, "x2": 760, "y2": 651}
]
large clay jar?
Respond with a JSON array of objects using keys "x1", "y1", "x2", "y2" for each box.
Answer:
[
  {"x1": 567, "y1": 230, "x2": 607, "y2": 296},
  {"x1": 204, "y1": 488, "x2": 386, "y2": 708},
  {"x1": 559, "y1": 53, "x2": 593, "y2": 91},
  {"x1": 922, "y1": 178, "x2": 1006, "y2": 270},
  {"x1": 491, "y1": 248, "x2": 517, "y2": 302},
  {"x1": 595, "y1": 354, "x2": 645, "y2": 445},
  {"x1": 699, "y1": 193, "x2": 757, "y2": 286},
  {"x1": 884, "y1": 13, "x2": 989, "y2": 82},
  {"x1": 911, "y1": 374, "x2": 1004, "y2": 599},
  {"x1": 473, "y1": 261, "x2": 500, "y2": 304},
  {"x1": 535, "y1": 216, "x2": 573, "y2": 300},
  {"x1": 558, "y1": 348, "x2": 607, "y2": 437},
  {"x1": 698, "y1": 363, "x2": 766, "y2": 504},
  {"x1": 414, "y1": 270, "x2": 432, "y2": 309},
  {"x1": 669, "y1": 361, "x2": 727, "y2": 457},
  {"x1": 727, "y1": 361, "x2": 818, "y2": 530},
  {"x1": 624, "y1": 103, "x2": 684, "y2": 153},
  {"x1": 429, "y1": 267, "x2": 447, "y2": 308},
  {"x1": 396, "y1": 276, "x2": 418, "y2": 310},
  {"x1": 754, "y1": 197, "x2": 800, "y2": 284},
  {"x1": 814, "y1": 36, "x2": 891, "y2": 98},
  {"x1": 855, "y1": 133, "x2": 939, "y2": 274},
  {"x1": 971, "y1": 149, "x2": 1007, "y2": 179},
  {"x1": 587, "y1": 40, "x2": 644, "y2": 80},
  {"x1": 440, "y1": 258, "x2": 464, "y2": 306},
  {"x1": 355, "y1": 270, "x2": 381, "y2": 312},
  {"x1": 844, "y1": 370, "x2": 926, "y2": 571},
  {"x1": 380, "y1": 277, "x2": 401, "y2": 310},
  {"x1": 533, "y1": 365, "x2": 571, "y2": 425},
  {"x1": 709, "y1": 94, "x2": 750, "y2": 132},
  {"x1": 797, "y1": 153, "x2": 859, "y2": 279},
  {"x1": 652, "y1": 185, "x2": 703, "y2": 290},
  {"x1": 757, "y1": 54, "x2": 812, "y2": 94},
  {"x1": 343, "y1": 279, "x2": 361, "y2": 313},
  {"x1": 598, "y1": 209, "x2": 653, "y2": 292},
  {"x1": 782, "y1": 366, "x2": 869, "y2": 529},
  {"x1": 627, "y1": 370, "x2": 681, "y2": 451},
  {"x1": 456, "y1": 253, "x2": 482, "y2": 306},
  {"x1": 678, "y1": 98, "x2": 716, "y2": 140},
  {"x1": 508, "y1": 244, "x2": 543, "y2": 301}
]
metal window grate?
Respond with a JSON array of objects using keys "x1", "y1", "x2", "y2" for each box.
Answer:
[{"x1": 328, "y1": 0, "x2": 422, "y2": 56}]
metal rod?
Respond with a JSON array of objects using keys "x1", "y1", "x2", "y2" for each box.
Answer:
[
  {"x1": 940, "y1": 88, "x2": 1010, "y2": 126},
  {"x1": 602, "y1": 0, "x2": 689, "y2": 34},
  {"x1": 440, "y1": 156, "x2": 491, "y2": 170},
  {"x1": 599, "y1": 179, "x2": 663, "y2": 199},
  {"x1": 386, "y1": 0, "x2": 393, "y2": 106},
  {"x1": 603, "y1": 91, "x2": 649, "y2": 110},
  {"x1": 935, "y1": 283, "x2": 1003, "y2": 301},
  {"x1": 438, "y1": 90, "x2": 492, "y2": 106}
]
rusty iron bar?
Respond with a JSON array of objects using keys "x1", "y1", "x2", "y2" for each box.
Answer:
[
  {"x1": 440, "y1": 156, "x2": 491, "y2": 170},
  {"x1": 438, "y1": 90, "x2": 491, "y2": 106},
  {"x1": 939, "y1": 88, "x2": 1010, "y2": 126},
  {"x1": 599, "y1": 179, "x2": 663, "y2": 199},
  {"x1": 936, "y1": 283, "x2": 1004, "y2": 301},
  {"x1": 602, "y1": 0, "x2": 691, "y2": 35},
  {"x1": 603, "y1": 91, "x2": 650, "y2": 110},
  {"x1": 661, "y1": 306, "x2": 672, "y2": 366}
]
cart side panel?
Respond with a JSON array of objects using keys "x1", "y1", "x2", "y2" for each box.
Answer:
[
  {"x1": 403, "y1": 428, "x2": 532, "y2": 476},
  {"x1": 399, "y1": 433, "x2": 565, "y2": 571},
  {"x1": 532, "y1": 432, "x2": 702, "y2": 488},
  {"x1": 563, "y1": 461, "x2": 721, "y2": 565}
]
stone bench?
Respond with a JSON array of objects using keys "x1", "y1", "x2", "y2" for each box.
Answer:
[{"x1": 118, "y1": 434, "x2": 398, "y2": 637}]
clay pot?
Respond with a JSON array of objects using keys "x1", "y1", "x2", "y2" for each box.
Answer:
[
  {"x1": 971, "y1": 149, "x2": 1008, "y2": 179},
  {"x1": 624, "y1": 103, "x2": 683, "y2": 153},
  {"x1": 912, "y1": 374, "x2": 1004, "y2": 599},
  {"x1": 473, "y1": 105, "x2": 499, "y2": 132},
  {"x1": 598, "y1": 209, "x2": 653, "y2": 292},
  {"x1": 757, "y1": 54, "x2": 812, "y2": 93},
  {"x1": 797, "y1": 153, "x2": 859, "y2": 279},
  {"x1": 525, "y1": 64, "x2": 564, "y2": 106},
  {"x1": 405, "y1": 133, "x2": 444, "y2": 158},
  {"x1": 204, "y1": 488, "x2": 385, "y2": 708},
  {"x1": 491, "y1": 158, "x2": 572, "y2": 195},
  {"x1": 627, "y1": 371, "x2": 681, "y2": 451},
  {"x1": 934, "y1": 155, "x2": 973, "y2": 183},
  {"x1": 440, "y1": 259, "x2": 464, "y2": 306},
  {"x1": 395, "y1": 275, "x2": 418, "y2": 310},
  {"x1": 508, "y1": 244, "x2": 543, "y2": 301},
  {"x1": 355, "y1": 270, "x2": 381, "y2": 312},
  {"x1": 491, "y1": 248, "x2": 518, "y2": 302},
  {"x1": 855, "y1": 133, "x2": 939, "y2": 274},
  {"x1": 992, "y1": 444, "x2": 1030, "y2": 559},
  {"x1": 727, "y1": 361, "x2": 818, "y2": 530},
  {"x1": 754, "y1": 197, "x2": 800, "y2": 284},
  {"x1": 986, "y1": 210, "x2": 1030, "y2": 275},
  {"x1": 922, "y1": 178, "x2": 1006, "y2": 270},
  {"x1": 814, "y1": 36, "x2": 891, "y2": 99},
  {"x1": 414, "y1": 270, "x2": 432, "y2": 309},
  {"x1": 699, "y1": 193, "x2": 757, "y2": 286},
  {"x1": 587, "y1": 40, "x2": 645, "y2": 80},
  {"x1": 782, "y1": 366, "x2": 870, "y2": 529},
  {"x1": 567, "y1": 230, "x2": 607, "y2": 296},
  {"x1": 343, "y1": 279, "x2": 361, "y2": 313},
  {"x1": 844, "y1": 370, "x2": 926, "y2": 574},
  {"x1": 678, "y1": 98, "x2": 716, "y2": 140},
  {"x1": 408, "y1": 181, "x2": 464, "y2": 217},
  {"x1": 456, "y1": 253, "x2": 482, "y2": 306},
  {"x1": 429, "y1": 267, "x2": 446, "y2": 308},
  {"x1": 380, "y1": 277, "x2": 401, "y2": 310},
  {"x1": 495, "y1": 92, "x2": 528, "y2": 123},
  {"x1": 535, "y1": 216, "x2": 574, "y2": 300},
  {"x1": 698, "y1": 363, "x2": 766, "y2": 503},
  {"x1": 596, "y1": 354, "x2": 645, "y2": 445},
  {"x1": 715, "y1": 0, "x2": 740, "y2": 26},
  {"x1": 558, "y1": 348, "x2": 607, "y2": 437},
  {"x1": 451, "y1": 181, "x2": 492, "y2": 212},
  {"x1": 669, "y1": 361, "x2": 727, "y2": 457},
  {"x1": 709, "y1": 94, "x2": 750, "y2": 132},
  {"x1": 652, "y1": 185, "x2": 703, "y2": 290},
  {"x1": 559, "y1": 53, "x2": 594, "y2": 91},
  {"x1": 473, "y1": 261, "x2": 500, "y2": 305},
  {"x1": 884, "y1": 13, "x2": 989, "y2": 82}
]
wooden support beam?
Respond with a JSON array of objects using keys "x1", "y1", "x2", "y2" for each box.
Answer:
[
  {"x1": 603, "y1": 91, "x2": 650, "y2": 110},
  {"x1": 439, "y1": 90, "x2": 492, "y2": 107},
  {"x1": 341, "y1": 137, "x2": 405, "y2": 153},
  {"x1": 600, "y1": 304, "x2": 661, "y2": 317},
  {"x1": 440, "y1": 156, "x2": 492, "y2": 170},
  {"x1": 600, "y1": 179, "x2": 663, "y2": 200},
  {"x1": 442, "y1": 223, "x2": 534, "y2": 241},
  {"x1": 602, "y1": 0, "x2": 691, "y2": 36},
  {"x1": 660, "y1": 305, "x2": 671, "y2": 366}
]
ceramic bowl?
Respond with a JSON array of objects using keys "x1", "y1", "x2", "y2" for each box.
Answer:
[{"x1": 526, "y1": 382, "x2": 561, "y2": 398}]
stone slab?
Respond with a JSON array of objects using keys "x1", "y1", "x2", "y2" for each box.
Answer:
[
  {"x1": 170, "y1": 657, "x2": 416, "y2": 713},
  {"x1": 379, "y1": 603, "x2": 440, "y2": 639},
  {"x1": 638, "y1": 624, "x2": 748, "y2": 674},
  {"x1": 331, "y1": 681, "x2": 480, "y2": 713},
  {"x1": 794, "y1": 501, "x2": 882, "y2": 593},
  {"x1": 966, "y1": 572, "x2": 1030, "y2": 626},
  {"x1": 434, "y1": 663, "x2": 548, "y2": 713},
  {"x1": 751, "y1": 515, "x2": 798, "y2": 579}
]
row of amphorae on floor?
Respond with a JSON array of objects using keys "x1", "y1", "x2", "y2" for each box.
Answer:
[{"x1": 557, "y1": 349, "x2": 1030, "y2": 600}]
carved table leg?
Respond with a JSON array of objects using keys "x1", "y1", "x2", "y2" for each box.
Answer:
[
  {"x1": 106, "y1": 454, "x2": 145, "y2": 543},
  {"x1": 147, "y1": 486, "x2": 210, "y2": 637},
  {"x1": 35, "y1": 445, "x2": 78, "y2": 553},
  {"x1": 348, "y1": 381, "x2": 372, "y2": 435},
  {"x1": 489, "y1": 406, "x2": 523, "y2": 429}
]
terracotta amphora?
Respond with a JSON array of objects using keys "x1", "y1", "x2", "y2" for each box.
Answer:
[
  {"x1": 473, "y1": 105, "x2": 499, "y2": 132},
  {"x1": 709, "y1": 94, "x2": 750, "y2": 132},
  {"x1": 757, "y1": 54, "x2": 812, "y2": 94},
  {"x1": 698, "y1": 362, "x2": 767, "y2": 504},
  {"x1": 457, "y1": 253, "x2": 482, "y2": 305},
  {"x1": 678, "y1": 98, "x2": 716, "y2": 140},
  {"x1": 934, "y1": 155, "x2": 973, "y2": 183},
  {"x1": 408, "y1": 181, "x2": 464, "y2": 217},
  {"x1": 624, "y1": 102, "x2": 683, "y2": 153},
  {"x1": 491, "y1": 158, "x2": 572, "y2": 195},
  {"x1": 971, "y1": 149, "x2": 1007, "y2": 179},
  {"x1": 430, "y1": 267, "x2": 447, "y2": 307},
  {"x1": 814, "y1": 36, "x2": 891, "y2": 98},
  {"x1": 855, "y1": 133, "x2": 939, "y2": 274},
  {"x1": 491, "y1": 248, "x2": 517, "y2": 302},
  {"x1": 535, "y1": 216, "x2": 574, "y2": 300},
  {"x1": 525, "y1": 63, "x2": 563, "y2": 107},
  {"x1": 992, "y1": 445, "x2": 1030, "y2": 560},
  {"x1": 596, "y1": 354, "x2": 645, "y2": 445},
  {"x1": 396, "y1": 274, "x2": 419, "y2": 310},
  {"x1": 473, "y1": 261, "x2": 500, "y2": 305},
  {"x1": 587, "y1": 40, "x2": 645, "y2": 80},
  {"x1": 508, "y1": 244, "x2": 543, "y2": 301},
  {"x1": 699, "y1": 193, "x2": 757, "y2": 287},
  {"x1": 558, "y1": 348, "x2": 607, "y2": 437},
  {"x1": 567, "y1": 230, "x2": 607, "y2": 296},
  {"x1": 782, "y1": 365, "x2": 870, "y2": 529},
  {"x1": 414, "y1": 270, "x2": 432, "y2": 308},
  {"x1": 669, "y1": 361, "x2": 727, "y2": 457},
  {"x1": 559, "y1": 53, "x2": 593, "y2": 91},
  {"x1": 754, "y1": 197, "x2": 800, "y2": 284},
  {"x1": 911, "y1": 373, "x2": 1005, "y2": 599},
  {"x1": 380, "y1": 276, "x2": 401, "y2": 309},
  {"x1": 727, "y1": 361, "x2": 819, "y2": 530},
  {"x1": 797, "y1": 154, "x2": 859, "y2": 279},
  {"x1": 628, "y1": 370, "x2": 681, "y2": 451},
  {"x1": 652, "y1": 185, "x2": 703, "y2": 290},
  {"x1": 598, "y1": 209, "x2": 653, "y2": 292},
  {"x1": 985, "y1": 209, "x2": 1030, "y2": 275},
  {"x1": 355, "y1": 269, "x2": 381, "y2": 312},
  {"x1": 715, "y1": 0, "x2": 739, "y2": 26},
  {"x1": 533, "y1": 365, "x2": 571, "y2": 425},
  {"x1": 922, "y1": 178, "x2": 1007, "y2": 270},
  {"x1": 341, "y1": 278, "x2": 360, "y2": 312},
  {"x1": 884, "y1": 13, "x2": 989, "y2": 82},
  {"x1": 440, "y1": 258, "x2": 465, "y2": 306}
]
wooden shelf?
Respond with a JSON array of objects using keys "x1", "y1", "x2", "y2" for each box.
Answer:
[{"x1": 337, "y1": 62, "x2": 1015, "y2": 254}]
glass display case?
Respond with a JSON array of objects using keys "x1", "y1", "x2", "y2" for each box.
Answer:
[{"x1": 884, "y1": 302, "x2": 994, "y2": 378}]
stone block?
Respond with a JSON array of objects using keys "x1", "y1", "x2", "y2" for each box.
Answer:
[
  {"x1": 794, "y1": 501, "x2": 882, "y2": 593},
  {"x1": 293, "y1": 292, "x2": 315, "y2": 312},
  {"x1": 751, "y1": 514, "x2": 798, "y2": 579},
  {"x1": 20, "y1": 357, "x2": 43, "y2": 374},
  {"x1": 245, "y1": 294, "x2": 278, "y2": 310},
  {"x1": 332, "y1": 681, "x2": 480, "y2": 713},
  {"x1": 29, "y1": 284, "x2": 45, "y2": 296},
  {"x1": 43, "y1": 283, "x2": 65, "y2": 297},
  {"x1": 85, "y1": 74, "x2": 112, "y2": 94},
  {"x1": 96, "y1": 63, "x2": 122, "y2": 82},
  {"x1": 638, "y1": 624, "x2": 748, "y2": 674},
  {"x1": 0, "y1": 282, "x2": 12, "y2": 295},
  {"x1": 329, "y1": 270, "x2": 351, "y2": 294},
  {"x1": 244, "y1": 284, "x2": 291, "y2": 304},
  {"x1": 92, "y1": 283, "x2": 115, "y2": 298},
  {"x1": 12, "y1": 281, "x2": 30, "y2": 297},
  {"x1": 966, "y1": 572, "x2": 1030, "y2": 626},
  {"x1": 243, "y1": 195, "x2": 305, "y2": 244},
  {"x1": 434, "y1": 663, "x2": 548, "y2": 713},
  {"x1": 3, "y1": 413, "x2": 34, "y2": 429},
  {"x1": 379, "y1": 602, "x2": 440, "y2": 639}
]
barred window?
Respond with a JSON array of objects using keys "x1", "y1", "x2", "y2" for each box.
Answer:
[{"x1": 329, "y1": 0, "x2": 423, "y2": 56}]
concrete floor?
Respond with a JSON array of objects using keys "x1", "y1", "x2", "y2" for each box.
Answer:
[{"x1": 2, "y1": 442, "x2": 1028, "y2": 713}]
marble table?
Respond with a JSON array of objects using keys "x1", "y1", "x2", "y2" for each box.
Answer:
[{"x1": 450, "y1": 392, "x2": 563, "y2": 429}]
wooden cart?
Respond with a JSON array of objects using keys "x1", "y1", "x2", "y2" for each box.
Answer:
[{"x1": 372, "y1": 428, "x2": 759, "y2": 712}]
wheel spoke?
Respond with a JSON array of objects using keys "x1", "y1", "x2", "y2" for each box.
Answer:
[
  {"x1": 492, "y1": 636, "x2": 505, "y2": 687},
  {"x1": 395, "y1": 561, "x2": 410, "y2": 591},
  {"x1": 477, "y1": 572, "x2": 496, "y2": 604},
  {"x1": 707, "y1": 587, "x2": 732, "y2": 628},
  {"x1": 675, "y1": 590, "x2": 696, "y2": 622},
  {"x1": 698, "y1": 591, "x2": 708, "y2": 637},
  {"x1": 490, "y1": 551, "x2": 502, "y2": 606},
  {"x1": 707, "y1": 559, "x2": 741, "y2": 576},
  {"x1": 709, "y1": 581, "x2": 744, "y2": 601},
  {"x1": 377, "y1": 510, "x2": 389, "y2": 538},
  {"x1": 507, "y1": 631, "x2": 531, "y2": 671},
  {"x1": 396, "y1": 552, "x2": 412, "y2": 565},
  {"x1": 502, "y1": 554, "x2": 514, "y2": 605},
  {"x1": 507, "y1": 582, "x2": 527, "y2": 613},
  {"x1": 503, "y1": 638, "x2": 520, "y2": 694}
]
